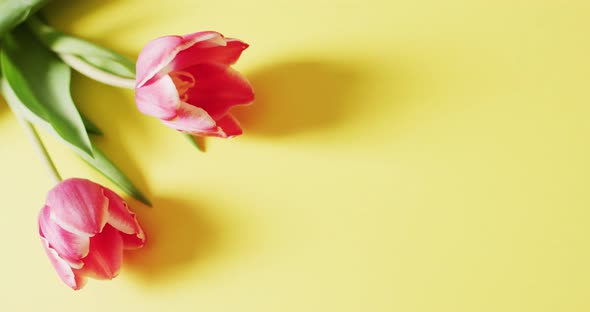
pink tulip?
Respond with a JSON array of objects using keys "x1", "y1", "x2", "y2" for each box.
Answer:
[
  {"x1": 135, "y1": 31, "x2": 254, "y2": 138},
  {"x1": 38, "y1": 178, "x2": 145, "y2": 290}
]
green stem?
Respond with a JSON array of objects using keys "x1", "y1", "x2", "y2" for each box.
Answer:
[
  {"x1": 13, "y1": 114, "x2": 62, "y2": 183},
  {"x1": 59, "y1": 53, "x2": 136, "y2": 89}
]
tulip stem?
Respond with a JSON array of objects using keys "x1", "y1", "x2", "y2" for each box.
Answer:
[
  {"x1": 13, "y1": 115, "x2": 62, "y2": 183},
  {"x1": 59, "y1": 53, "x2": 136, "y2": 89}
]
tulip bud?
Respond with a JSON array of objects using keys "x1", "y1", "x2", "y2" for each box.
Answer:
[{"x1": 39, "y1": 178, "x2": 145, "y2": 290}]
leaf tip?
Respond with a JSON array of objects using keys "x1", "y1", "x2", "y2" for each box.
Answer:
[{"x1": 183, "y1": 133, "x2": 206, "y2": 152}]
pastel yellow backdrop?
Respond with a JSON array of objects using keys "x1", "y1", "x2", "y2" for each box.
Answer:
[{"x1": 0, "y1": 0, "x2": 589, "y2": 311}]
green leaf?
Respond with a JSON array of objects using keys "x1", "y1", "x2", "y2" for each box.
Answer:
[
  {"x1": 1, "y1": 78, "x2": 151, "y2": 206},
  {"x1": 27, "y1": 16, "x2": 136, "y2": 78},
  {"x1": 0, "y1": 0, "x2": 51, "y2": 38},
  {"x1": 1, "y1": 25, "x2": 93, "y2": 157},
  {"x1": 81, "y1": 115, "x2": 103, "y2": 136},
  {"x1": 183, "y1": 133, "x2": 206, "y2": 152},
  {"x1": 78, "y1": 145, "x2": 152, "y2": 206}
]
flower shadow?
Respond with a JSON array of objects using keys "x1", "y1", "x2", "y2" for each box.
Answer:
[
  {"x1": 233, "y1": 59, "x2": 369, "y2": 137},
  {"x1": 123, "y1": 196, "x2": 221, "y2": 284},
  {"x1": 0, "y1": 97, "x2": 8, "y2": 118}
]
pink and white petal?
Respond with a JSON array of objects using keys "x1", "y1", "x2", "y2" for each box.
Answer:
[
  {"x1": 170, "y1": 38, "x2": 249, "y2": 71},
  {"x1": 40, "y1": 236, "x2": 86, "y2": 290},
  {"x1": 160, "y1": 101, "x2": 217, "y2": 133},
  {"x1": 47, "y1": 178, "x2": 108, "y2": 236},
  {"x1": 185, "y1": 128, "x2": 227, "y2": 138},
  {"x1": 183, "y1": 63, "x2": 254, "y2": 120},
  {"x1": 78, "y1": 225, "x2": 124, "y2": 280},
  {"x1": 136, "y1": 35, "x2": 184, "y2": 87},
  {"x1": 103, "y1": 188, "x2": 137, "y2": 235},
  {"x1": 215, "y1": 114, "x2": 243, "y2": 138},
  {"x1": 39, "y1": 205, "x2": 88, "y2": 268},
  {"x1": 136, "y1": 32, "x2": 226, "y2": 87},
  {"x1": 181, "y1": 31, "x2": 226, "y2": 48},
  {"x1": 103, "y1": 188, "x2": 146, "y2": 249},
  {"x1": 135, "y1": 75, "x2": 181, "y2": 120},
  {"x1": 190, "y1": 114, "x2": 243, "y2": 138}
]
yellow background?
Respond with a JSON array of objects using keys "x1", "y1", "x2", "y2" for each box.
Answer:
[{"x1": 1, "y1": 0, "x2": 589, "y2": 311}]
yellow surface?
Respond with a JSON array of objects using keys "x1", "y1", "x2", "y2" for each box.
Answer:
[{"x1": 0, "y1": 0, "x2": 589, "y2": 311}]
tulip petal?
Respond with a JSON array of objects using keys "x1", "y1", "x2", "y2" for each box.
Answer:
[
  {"x1": 40, "y1": 236, "x2": 86, "y2": 290},
  {"x1": 136, "y1": 32, "x2": 226, "y2": 87},
  {"x1": 185, "y1": 114, "x2": 243, "y2": 138},
  {"x1": 182, "y1": 31, "x2": 227, "y2": 48},
  {"x1": 135, "y1": 75, "x2": 180, "y2": 120},
  {"x1": 103, "y1": 188, "x2": 137, "y2": 234},
  {"x1": 79, "y1": 225, "x2": 124, "y2": 280},
  {"x1": 170, "y1": 38, "x2": 249, "y2": 72},
  {"x1": 103, "y1": 188, "x2": 146, "y2": 249},
  {"x1": 216, "y1": 114, "x2": 243, "y2": 137},
  {"x1": 183, "y1": 63, "x2": 254, "y2": 120},
  {"x1": 39, "y1": 205, "x2": 88, "y2": 269},
  {"x1": 160, "y1": 101, "x2": 217, "y2": 133},
  {"x1": 121, "y1": 233, "x2": 147, "y2": 250},
  {"x1": 47, "y1": 178, "x2": 108, "y2": 236},
  {"x1": 135, "y1": 35, "x2": 183, "y2": 87}
]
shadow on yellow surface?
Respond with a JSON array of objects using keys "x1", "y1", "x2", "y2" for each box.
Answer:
[
  {"x1": 0, "y1": 97, "x2": 8, "y2": 117},
  {"x1": 93, "y1": 135, "x2": 152, "y2": 199},
  {"x1": 44, "y1": 0, "x2": 173, "y2": 58},
  {"x1": 123, "y1": 197, "x2": 221, "y2": 284},
  {"x1": 234, "y1": 59, "x2": 368, "y2": 136}
]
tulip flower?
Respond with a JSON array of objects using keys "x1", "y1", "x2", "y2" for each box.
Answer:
[
  {"x1": 135, "y1": 31, "x2": 255, "y2": 138},
  {"x1": 38, "y1": 178, "x2": 145, "y2": 290}
]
